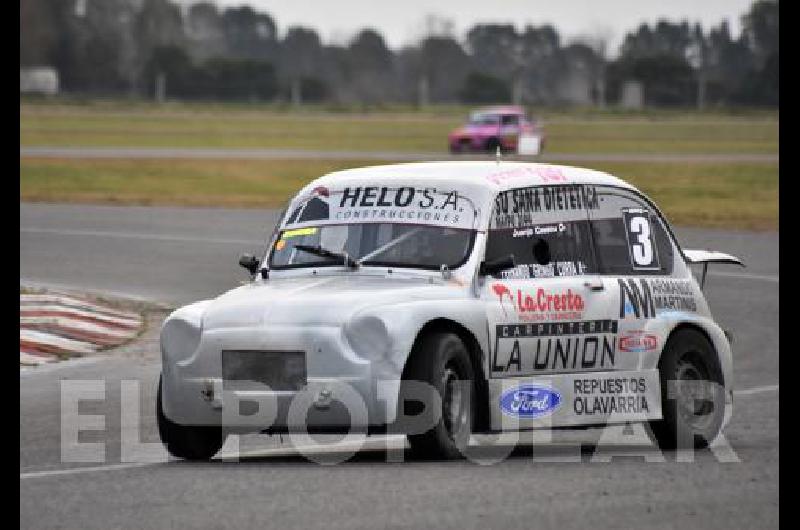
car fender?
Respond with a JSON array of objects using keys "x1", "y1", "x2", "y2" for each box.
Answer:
[
  {"x1": 344, "y1": 298, "x2": 488, "y2": 423},
  {"x1": 651, "y1": 311, "x2": 734, "y2": 391},
  {"x1": 160, "y1": 299, "x2": 213, "y2": 420}
]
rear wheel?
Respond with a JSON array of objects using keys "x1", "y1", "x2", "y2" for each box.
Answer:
[
  {"x1": 157, "y1": 376, "x2": 225, "y2": 460},
  {"x1": 400, "y1": 333, "x2": 474, "y2": 459},
  {"x1": 649, "y1": 329, "x2": 725, "y2": 450}
]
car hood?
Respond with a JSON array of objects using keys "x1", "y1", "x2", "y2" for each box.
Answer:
[{"x1": 201, "y1": 274, "x2": 465, "y2": 330}]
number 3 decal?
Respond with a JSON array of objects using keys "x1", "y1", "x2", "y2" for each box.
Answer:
[{"x1": 623, "y1": 209, "x2": 660, "y2": 270}]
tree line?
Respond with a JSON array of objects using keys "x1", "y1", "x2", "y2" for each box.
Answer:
[{"x1": 20, "y1": 0, "x2": 778, "y2": 107}]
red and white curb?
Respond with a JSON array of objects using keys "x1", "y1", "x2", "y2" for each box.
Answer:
[{"x1": 20, "y1": 293, "x2": 143, "y2": 367}]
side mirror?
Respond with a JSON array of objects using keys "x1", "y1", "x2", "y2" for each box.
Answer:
[
  {"x1": 479, "y1": 254, "x2": 516, "y2": 277},
  {"x1": 238, "y1": 253, "x2": 260, "y2": 276}
]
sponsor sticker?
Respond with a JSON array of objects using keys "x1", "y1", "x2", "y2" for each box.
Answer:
[
  {"x1": 619, "y1": 331, "x2": 658, "y2": 353},
  {"x1": 512, "y1": 223, "x2": 567, "y2": 238},
  {"x1": 493, "y1": 283, "x2": 585, "y2": 321},
  {"x1": 282, "y1": 227, "x2": 318, "y2": 238},
  {"x1": 618, "y1": 278, "x2": 697, "y2": 319},
  {"x1": 285, "y1": 186, "x2": 476, "y2": 230},
  {"x1": 572, "y1": 376, "x2": 650, "y2": 416},
  {"x1": 499, "y1": 385, "x2": 562, "y2": 418},
  {"x1": 492, "y1": 184, "x2": 600, "y2": 229},
  {"x1": 485, "y1": 165, "x2": 569, "y2": 186},
  {"x1": 491, "y1": 320, "x2": 618, "y2": 376},
  {"x1": 497, "y1": 261, "x2": 588, "y2": 280}
]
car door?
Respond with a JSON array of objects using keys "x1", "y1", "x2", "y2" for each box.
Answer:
[
  {"x1": 586, "y1": 185, "x2": 685, "y2": 369},
  {"x1": 481, "y1": 184, "x2": 618, "y2": 428},
  {"x1": 499, "y1": 114, "x2": 521, "y2": 146}
]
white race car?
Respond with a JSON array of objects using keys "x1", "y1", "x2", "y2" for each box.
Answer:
[{"x1": 157, "y1": 161, "x2": 742, "y2": 460}]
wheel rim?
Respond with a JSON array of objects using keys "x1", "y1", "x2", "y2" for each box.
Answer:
[
  {"x1": 441, "y1": 362, "x2": 468, "y2": 440},
  {"x1": 674, "y1": 351, "x2": 716, "y2": 431}
]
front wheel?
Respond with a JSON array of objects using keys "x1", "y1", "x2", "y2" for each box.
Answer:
[
  {"x1": 157, "y1": 376, "x2": 225, "y2": 460},
  {"x1": 649, "y1": 329, "x2": 726, "y2": 450},
  {"x1": 485, "y1": 137, "x2": 501, "y2": 154},
  {"x1": 400, "y1": 333, "x2": 474, "y2": 459}
]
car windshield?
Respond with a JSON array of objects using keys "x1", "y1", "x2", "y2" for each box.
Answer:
[
  {"x1": 269, "y1": 223, "x2": 475, "y2": 270},
  {"x1": 469, "y1": 113, "x2": 499, "y2": 125}
]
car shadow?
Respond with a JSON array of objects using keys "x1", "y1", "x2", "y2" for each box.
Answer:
[{"x1": 192, "y1": 441, "x2": 699, "y2": 467}]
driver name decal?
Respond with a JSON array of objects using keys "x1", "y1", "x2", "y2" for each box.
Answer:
[{"x1": 492, "y1": 184, "x2": 599, "y2": 229}]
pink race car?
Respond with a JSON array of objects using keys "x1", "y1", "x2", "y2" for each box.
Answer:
[{"x1": 448, "y1": 106, "x2": 545, "y2": 154}]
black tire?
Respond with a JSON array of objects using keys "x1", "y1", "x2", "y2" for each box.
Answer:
[
  {"x1": 485, "y1": 137, "x2": 501, "y2": 154},
  {"x1": 400, "y1": 332, "x2": 474, "y2": 460},
  {"x1": 157, "y1": 376, "x2": 224, "y2": 460},
  {"x1": 649, "y1": 329, "x2": 725, "y2": 450}
]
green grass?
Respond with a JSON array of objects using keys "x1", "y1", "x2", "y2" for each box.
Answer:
[
  {"x1": 20, "y1": 157, "x2": 778, "y2": 230},
  {"x1": 582, "y1": 161, "x2": 778, "y2": 230},
  {"x1": 19, "y1": 101, "x2": 779, "y2": 229},
  {"x1": 20, "y1": 103, "x2": 778, "y2": 154},
  {"x1": 19, "y1": 158, "x2": 365, "y2": 207}
]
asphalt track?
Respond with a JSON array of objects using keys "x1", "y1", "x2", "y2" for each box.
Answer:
[
  {"x1": 20, "y1": 203, "x2": 778, "y2": 529},
  {"x1": 19, "y1": 146, "x2": 779, "y2": 163}
]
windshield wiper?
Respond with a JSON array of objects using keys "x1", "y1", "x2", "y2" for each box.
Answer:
[
  {"x1": 355, "y1": 227, "x2": 422, "y2": 265},
  {"x1": 294, "y1": 244, "x2": 359, "y2": 269}
]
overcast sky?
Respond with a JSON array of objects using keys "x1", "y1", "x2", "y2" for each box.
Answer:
[{"x1": 189, "y1": 0, "x2": 756, "y2": 53}]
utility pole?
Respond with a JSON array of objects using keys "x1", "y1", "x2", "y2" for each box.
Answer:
[
  {"x1": 697, "y1": 69, "x2": 706, "y2": 110},
  {"x1": 155, "y1": 73, "x2": 166, "y2": 103},
  {"x1": 291, "y1": 78, "x2": 302, "y2": 107},
  {"x1": 74, "y1": 0, "x2": 87, "y2": 17},
  {"x1": 418, "y1": 75, "x2": 429, "y2": 108},
  {"x1": 512, "y1": 76, "x2": 523, "y2": 105}
]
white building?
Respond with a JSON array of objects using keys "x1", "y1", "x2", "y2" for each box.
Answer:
[{"x1": 20, "y1": 67, "x2": 59, "y2": 96}]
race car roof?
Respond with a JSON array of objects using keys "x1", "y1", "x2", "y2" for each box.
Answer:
[
  {"x1": 288, "y1": 161, "x2": 640, "y2": 230},
  {"x1": 302, "y1": 161, "x2": 636, "y2": 196},
  {"x1": 472, "y1": 105, "x2": 526, "y2": 115}
]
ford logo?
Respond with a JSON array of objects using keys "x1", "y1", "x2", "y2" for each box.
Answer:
[{"x1": 499, "y1": 385, "x2": 561, "y2": 418}]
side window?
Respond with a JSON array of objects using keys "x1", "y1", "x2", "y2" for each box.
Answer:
[
  {"x1": 486, "y1": 185, "x2": 597, "y2": 279},
  {"x1": 500, "y1": 115, "x2": 519, "y2": 126},
  {"x1": 588, "y1": 187, "x2": 674, "y2": 275}
]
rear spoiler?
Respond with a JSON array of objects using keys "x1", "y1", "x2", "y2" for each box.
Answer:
[{"x1": 683, "y1": 249, "x2": 745, "y2": 289}]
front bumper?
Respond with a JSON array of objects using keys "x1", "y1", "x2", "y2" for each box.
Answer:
[{"x1": 160, "y1": 324, "x2": 401, "y2": 432}]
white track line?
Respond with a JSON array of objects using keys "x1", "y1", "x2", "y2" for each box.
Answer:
[
  {"x1": 20, "y1": 463, "x2": 155, "y2": 480},
  {"x1": 21, "y1": 227, "x2": 261, "y2": 246},
  {"x1": 707, "y1": 271, "x2": 779, "y2": 283},
  {"x1": 733, "y1": 384, "x2": 779, "y2": 396}
]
